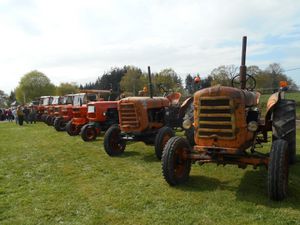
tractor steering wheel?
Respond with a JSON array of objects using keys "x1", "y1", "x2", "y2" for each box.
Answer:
[{"x1": 231, "y1": 74, "x2": 256, "y2": 90}]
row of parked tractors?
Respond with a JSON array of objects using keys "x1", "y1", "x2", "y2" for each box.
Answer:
[{"x1": 35, "y1": 37, "x2": 296, "y2": 201}]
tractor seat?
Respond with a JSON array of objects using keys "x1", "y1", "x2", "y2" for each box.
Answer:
[
  {"x1": 166, "y1": 92, "x2": 181, "y2": 105},
  {"x1": 242, "y1": 90, "x2": 260, "y2": 107}
]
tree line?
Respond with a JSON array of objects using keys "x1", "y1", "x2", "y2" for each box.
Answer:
[{"x1": 0, "y1": 62, "x2": 297, "y2": 107}]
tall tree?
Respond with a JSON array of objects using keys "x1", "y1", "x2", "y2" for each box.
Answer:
[
  {"x1": 210, "y1": 65, "x2": 238, "y2": 86},
  {"x1": 15, "y1": 70, "x2": 55, "y2": 103},
  {"x1": 56, "y1": 82, "x2": 79, "y2": 96},
  {"x1": 120, "y1": 66, "x2": 146, "y2": 95},
  {"x1": 154, "y1": 68, "x2": 183, "y2": 95},
  {"x1": 0, "y1": 90, "x2": 8, "y2": 107}
]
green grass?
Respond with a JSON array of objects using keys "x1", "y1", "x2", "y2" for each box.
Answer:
[{"x1": 0, "y1": 123, "x2": 300, "y2": 225}]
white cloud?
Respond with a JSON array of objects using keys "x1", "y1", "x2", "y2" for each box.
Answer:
[{"x1": 1, "y1": 0, "x2": 300, "y2": 93}]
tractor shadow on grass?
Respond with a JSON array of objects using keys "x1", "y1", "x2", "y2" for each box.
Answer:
[
  {"x1": 236, "y1": 161, "x2": 300, "y2": 208},
  {"x1": 174, "y1": 175, "x2": 237, "y2": 192}
]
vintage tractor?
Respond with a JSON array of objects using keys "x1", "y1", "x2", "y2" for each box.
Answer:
[
  {"x1": 65, "y1": 90, "x2": 110, "y2": 136},
  {"x1": 44, "y1": 96, "x2": 64, "y2": 126},
  {"x1": 53, "y1": 94, "x2": 74, "y2": 131},
  {"x1": 39, "y1": 96, "x2": 53, "y2": 121},
  {"x1": 103, "y1": 67, "x2": 194, "y2": 159},
  {"x1": 80, "y1": 99, "x2": 119, "y2": 141},
  {"x1": 162, "y1": 36, "x2": 296, "y2": 201}
]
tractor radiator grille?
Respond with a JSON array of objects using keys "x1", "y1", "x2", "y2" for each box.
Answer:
[
  {"x1": 198, "y1": 97, "x2": 235, "y2": 139},
  {"x1": 119, "y1": 103, "x2": 139, "y2": 128}
]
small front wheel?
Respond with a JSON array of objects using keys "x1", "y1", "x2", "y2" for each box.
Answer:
[
  {"x1": 162, "y1": 136, "x2": 191, "y2": 186},
  {"x1": 104, "y1": 125, "x2": 126, "y2": 156},
  {"x1": 154, "y1": 126, "x2": 174, "y2": 160},
  {"x1": 66, "y1": 121, "x2": 80, "y2": 136},
  {"x1": 268, "y1": 139, "x2": 289, "y2": 201},
  {"x1": 81, "y1": 124, "x2": 97, "y2": 142}
]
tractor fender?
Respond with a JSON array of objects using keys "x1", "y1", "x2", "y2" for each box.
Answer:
[
  {"x1": 265, "y1": 92, "x2": 284, "y2": 128},
  {"x1": 178, "y1": 97, "x2": 194, "y2": 119}
]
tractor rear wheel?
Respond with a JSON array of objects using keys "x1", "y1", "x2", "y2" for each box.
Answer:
[
  {"x1": 162, "y1": 136, "x2": 191, "y2": 186},
  {"x1": 54, "y1": 117, "x2": 66, "y2": 131},
  {"x1": 66, "y1": 121, "x2": 80, "y2": 136},
  {"x1": 272, "y1": 99, "x2": 296, "y2": 164},
  {"x1": 46, "y1": 116, "x2": 53, "y2": 126},
  {"x1": 268, "y1": 139, "x2": 289, "y2": 201},
  {"x1": 104, "y1": 125, "x2": 126, "y2": 156},
  {"x1": 155, "y1": 126, "x2": 175, "y2": 160},
  {"x1": 81, "y1": 124, "x2": 97, "y2": 142}
]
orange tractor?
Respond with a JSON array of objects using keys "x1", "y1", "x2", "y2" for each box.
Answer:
[
  {"x1": 80, "y1": 99, "x2": 119, "y2": 141},
  {"x1": 103, "y1": 67, "x2": 194, "y2": 159},
  {"x1": 44, "y1": 96, "x2": 64, "y2": 126},
  {"x1": 162, "y1": 36, "x2": 296, "y2": 201},
  {"x1": 53, "y1": 94, "x2": 74, "y2": 131},
  {"x1": 65, "y1": 90, "x2": 110, "y2": 136},
  {"x1": 37, "y1": 96, "x2": 53, "y2": 121}
]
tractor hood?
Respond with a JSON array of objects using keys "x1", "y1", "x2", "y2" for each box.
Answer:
[
  {"x1": 119, "y1": 97, "x2": 170, "y2": 109},
  {"x1": 194, "y1": 85, "x2": 260, "y2": 107}
]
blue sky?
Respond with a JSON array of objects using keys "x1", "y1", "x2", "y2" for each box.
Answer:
[{"x1": 0, "y1": 0, "x2": 300, "y2": 93}]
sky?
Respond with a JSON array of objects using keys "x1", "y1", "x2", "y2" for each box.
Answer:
[{"x1": 0, "y1": 0, "x2": 300, "y2": 94}]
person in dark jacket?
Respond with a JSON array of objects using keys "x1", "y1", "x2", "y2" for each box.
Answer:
[
  {"x1": 23, "y1": 106, "x2": 30, "y2": 124},
  {"x1": 17, "y1": 106, "x2": 24, "y2": 125}
]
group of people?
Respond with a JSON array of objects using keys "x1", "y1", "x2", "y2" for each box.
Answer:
[{"x1": 0, "y1": 106, "x2": 37, "y2": 125}]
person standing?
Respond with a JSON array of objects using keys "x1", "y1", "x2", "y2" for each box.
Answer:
[
  {"x1": 23, "y1": 106, "x2": 30, "y2": 124},
  {"x1": 17, "y1": 106, "x2": 24, "y2": 125},
  {"x1": 29, "y1": 106, "x2": 37, "y2": 124},
  {"x1": 12, "y1": 107, "x2": 18, "y2": 124}
]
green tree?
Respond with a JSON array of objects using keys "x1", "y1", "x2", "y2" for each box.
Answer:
[
  {"x1": 154, "y1": 68, "x2": 183, "y2": 95},
  {"x1": 56, "y1": 82, "x2": 79, "y2": 96},
  {"x1": 210, "y1": 65, "x2": 238, "y2": 86},
  {"x1": 15, "y1": 70, "x2": 55, "y2": 103},
  {"x1": 120, "y1": 66, "x2": 147, "y2": 95},
  {"x1": 0, "y1": 90, "x2": 8, "y2": 107}
]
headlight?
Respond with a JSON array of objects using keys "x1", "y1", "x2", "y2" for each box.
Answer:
[
  {"x1": 88, "y1": 105, "x2": 95, "y2": 113},
  {"x1": 182, "y1": 119, "x2": 192, "y2": 129},
  {"x1": 103, "y1": 112, "x2": 106, "y2": 116},
  {"x1": 247, "y1": 121, "x2": 258, "y2": 132}
]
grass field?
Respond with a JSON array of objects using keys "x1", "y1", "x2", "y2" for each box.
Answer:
[{"x1": 0, "y1": 122, "x2": 300, "y2": 225}]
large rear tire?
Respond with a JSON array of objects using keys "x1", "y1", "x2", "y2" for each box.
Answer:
[
  {"x1": 154, "y1": 126, "x2": 175, "y2": 160},
  {"x1": 162, "y1": 136, "x2": 191, "y2": 186},
  {"x1": 81, "y1": 124, "x2": 97, "y2": 142},
  {"x1": 272, "y1": 99, "x2": 296, "y2": 164},
  {"x1": 66, "y1": 121, "x2": 80, "y2": 136},
  {"x1": 104, "y1": 125, "x2": 126, "y2": 156},
  {"x1": 268, "y1": 139, "x2": 289, "y2": 201}
]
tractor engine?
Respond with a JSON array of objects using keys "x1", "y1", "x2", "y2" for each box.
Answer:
[
  {"x1": 194, "y1": 85, "x2": 260, "y2": 151},
  {"x1": 118, "y1": 97, "x2": 170, "y2": 133}
]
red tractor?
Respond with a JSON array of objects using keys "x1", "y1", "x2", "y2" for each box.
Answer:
[
  {"x1": 53, "y1": 94, "x2": 74, "y2": 131},
  {"x1": 65, "y1": 90, "x2": 110, "y2": 136},
  {"x1": 44, "y1": 96, "x2": 64, "y2": 126},
  {"x1": 162, "y1": 37, "x2": 296, "y2": 201},
  {"x1": 39, "y1": 96, "x2": 53, "y2": 121},
  {"x1": 80, "y1": 99, "x2": 119, "y2": 141}
]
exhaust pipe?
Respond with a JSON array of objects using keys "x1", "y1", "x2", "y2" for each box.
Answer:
[
  {"x1": 240, "y1": 36, "x2": 247, "y2": 89},
  {"x1": 148, "y1": 66, "x2": 154, "y2": 98}
]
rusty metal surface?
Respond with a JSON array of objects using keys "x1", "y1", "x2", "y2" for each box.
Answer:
[{"x1": 193, "y1": 85, "x2": 255, "y2": 150}]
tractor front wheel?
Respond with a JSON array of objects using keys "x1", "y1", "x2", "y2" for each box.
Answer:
[
  {"x1": 54, "y1": 117, "x2": 66, "y2": 131},
  {"x1": 104, "y1": 125, "x2": 125, "y2": 156},
  {"x1": 162, "y1": 136, "x2": 191, "y2": 186},
  {"x1": 154, "y1": 126, "x2": 175, "y2": 160},
  {"x1": 66, "y1": 121, "x2": 80, "y2": 136},
  {"x1": 81, "y1": 124, "x2": 97, "y2": 142},
  {"x1": 268, "y1": 139, "x2": 289, "y2": 201}
]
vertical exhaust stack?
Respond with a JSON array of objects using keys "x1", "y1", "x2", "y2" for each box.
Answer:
[
  {"x1": 148, "y1": 66, "x2": 154, "y2": 98},
  {"x1": 240, "y1": 36, "x2": 247, "y2": 89}
]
